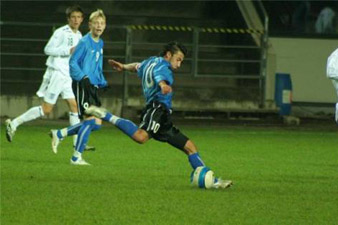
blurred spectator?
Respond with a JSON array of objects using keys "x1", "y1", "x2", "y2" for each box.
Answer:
[
  {"x1": 315, "y1": 7, "x2": 337, "y2": 33},
  {"x1": 292, "y1": 1, "x2": 311, "y2": 33}
]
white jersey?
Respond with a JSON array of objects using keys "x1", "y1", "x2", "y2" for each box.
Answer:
[
  {"x1": 44, "y1": 24, "x2": 82, "y2": 76},
  {"x1": 327, "y1": 48, "x2": 338, "y2": 79}
]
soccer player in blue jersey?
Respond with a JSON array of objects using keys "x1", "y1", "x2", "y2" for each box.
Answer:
[
  {"x1": 51, "y1": 40, "x2": 232, "y2": 188},
  {"x1": 50, "y1": 9, "x2": 107, "y2": 165},
  {"x1": 87, "y1": 42, "x2": 232, "y2": 188}
]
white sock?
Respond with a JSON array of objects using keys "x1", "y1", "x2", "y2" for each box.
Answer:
[
  {"x1": 72, "y1": 150, "x2": 82, "y2": 160},
  {"x1": 11, "y1": 106, "x2": 44, "y2": 130},
  {"x1": 69, "y1": 112, "x2": 80, "y2": 146},
  {"x1": 60, "y1": 128, "x2": 68, "y2": 138},
  {"x1": 109, "y1": 115, "x2": 120, "y2": 125}
]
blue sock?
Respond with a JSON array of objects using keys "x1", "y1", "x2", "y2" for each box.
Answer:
[
  {"x1": 74, "y1": 119, "x2": 95, "y2": 156},
  {"x1": 67, "y1": 122, "x2": 83, "y2": 136},
  {"x1": 56, "y1": 122, "x2": 83, "y2": 139},
  {"x1": 115, "y1": 118, "x2": 138, "y2": 137},
  {"x1": 56, "y1": 130, "x2": 63, "y2": 139},
  {"x1": 102, "y1": 112, "x2": 112, "y2": 122},
  {"x1": 102, "y1": 111, "x2": 138, "y2": 137},
  {"x1": 188, "y1": 152, "x2": 205, "y2": 170},
  {"x1": 92, "y1": 124, "x2": 101, "y2": 132}
]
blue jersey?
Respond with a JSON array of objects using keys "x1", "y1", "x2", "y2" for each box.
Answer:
[
  {"x1": 137, "y1": 56, "x2": 174, "y2": 109},
  {"x1": 69, "y1": 33, "x2": 107, "y2": 88}
]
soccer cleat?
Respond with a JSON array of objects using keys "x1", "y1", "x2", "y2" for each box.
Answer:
[
  {"x1": 70, "y1": 158, "x2": 91, "y2": 166},
  {"x1": 85, "y1": 105, "x2": 107, "y2": 118},
  {"x1": 84, "y1": 145, "x2": 96, "y2": 151},
  {"x1": 213, "y1": 178, "x2": 233, "y2": 189},
  {"x1": 49, "y1": 129, "x2": 61, "y2": 154},
  {"x1": 5, "y1": 119, "x2": 15, "y2": 142}
]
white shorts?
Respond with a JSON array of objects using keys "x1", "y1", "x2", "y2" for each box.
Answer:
[{"x1": 36, "y1": 67, "x2": 75, "y2": 104}]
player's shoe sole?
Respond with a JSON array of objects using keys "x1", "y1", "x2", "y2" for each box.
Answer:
[
  {"x1": 5, "y1": 119, "x2": 15, "y2": 143},
  {"x1": 85, "y1": 105, "x2": 107, "y2": 118},
  {"x1": 214, "y1": 178, "x2": 233, "y2": 189}
]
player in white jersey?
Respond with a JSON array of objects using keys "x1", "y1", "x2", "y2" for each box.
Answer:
[
  {"x1": 5, "y1": 5, "x2": 87, "y2": 148},
  {"x1": 326, "y1": 47, "x2": 338, "y2": 124}
]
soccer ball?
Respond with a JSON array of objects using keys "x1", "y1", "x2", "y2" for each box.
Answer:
[{"x1": 190, "y1": 166, "x2": 215, "y2": 189}]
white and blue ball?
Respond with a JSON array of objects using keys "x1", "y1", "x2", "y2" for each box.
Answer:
[{"x1": 190, "y1": 166, "x2": 215, "y2": 189}]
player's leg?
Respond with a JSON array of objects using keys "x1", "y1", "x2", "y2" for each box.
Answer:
[
  {"x1": 38, "y1": 69, "x2": 63, "y2": 116},
  {"x1": 167, "y1": 130, "x2": 232, "y2": 189},
  {"x1": 5, "y1": 89, "x2": 57, "y2": 142},
  {"x1": 63, "y1": 79, "x2": 96, "y2": 151},
  {"x1": 60, "y1": 99, "x2": 95, "y2": 151},
  {"x1": 102, "y1": 110, "x2": 149, "y2": 144},
  {"x1": 50, "y1": 120, "x2": 83, "y2": 154},
  {"x1": 65, "y1": 98, "x2": 81, "y2": 147},
  {"x1": 166, "y1": 130, "x2": 205, "y2": 169},
  {"x1": 61, "y1": 76, "x2": 82, "y2": 148},
  {"x1": 41, "y1": 102, "x2": 54, "y2": 114},
  {"x1": 57, "y1": 79, "x2": 102, "y2": 162},
  {"x1": 5, "y1": 105, "x2": 46, "y2": 142},
  {"x1": 84, "y1": 105, "x2": 146, "y2": 143},
  {"x1": 50, "y1": 115, "x2": 101, "y2": 154},
  {"x1": 50, "y1": 78, "x2": 85, "y2": 153},
  {"x1": 71, "y1": 117, "x2": 101, "y2": 165},
  {"x1": 9, "y1": 105, "x2": 46, "y2": 131},
  {"x1": 50, "y1": 80, "x2": 86, "y2": 153},
  {"x1": 36, "y1": 68, "x2": 52, "y2": 97}
]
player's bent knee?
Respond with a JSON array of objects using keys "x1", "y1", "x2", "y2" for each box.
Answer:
[
  {"x1": 168, "y1": 132, "x2": 190, "y2": 154},
  {"x1": 184, "y1": 140, "x2": 198, "y2": 155},
  {"x1": 94, "y1": 117, "x2": 102, "y2": 125},
  {"x1": 132, "y1": 130, "x2": 149, "y2": 144},
  {"x1": 43, "y1": 109, "x2": 51, "y2": 115},
  {"x1": 41, "y1": 103, "x2": 54, "y2": 115}
]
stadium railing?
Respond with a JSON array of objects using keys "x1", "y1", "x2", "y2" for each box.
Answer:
[{"x1": 0, "y1": 20, "x2": 270, "y2": 117}]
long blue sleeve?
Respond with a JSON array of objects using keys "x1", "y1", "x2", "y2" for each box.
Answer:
[{"x1": 69, "y1": 40, "x2": 86, "y2": 81}]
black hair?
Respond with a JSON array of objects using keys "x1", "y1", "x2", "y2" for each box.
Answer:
[
  {"x1": 159, "y1": 41, "x2": 187, "y2": 57},
  {"x1": 66, "y1": 5, "x2": 84, "y2": 18}
]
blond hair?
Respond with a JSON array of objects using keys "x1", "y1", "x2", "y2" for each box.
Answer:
[{"x1": 89, "y1": 9, "x2": 106, "y2": 22}]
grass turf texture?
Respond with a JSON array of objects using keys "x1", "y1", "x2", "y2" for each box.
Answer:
[{"x1": 1, "y1": 122, "x2": 337, "y2": 225}]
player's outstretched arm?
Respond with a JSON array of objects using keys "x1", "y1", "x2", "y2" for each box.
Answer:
[{"x1": 108, "y1": 59, "x2": 139, "y2": 72}]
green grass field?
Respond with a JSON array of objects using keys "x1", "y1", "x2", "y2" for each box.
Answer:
[{"x1": 1, "y1": 121, "x2": 338, "y2": 225}]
